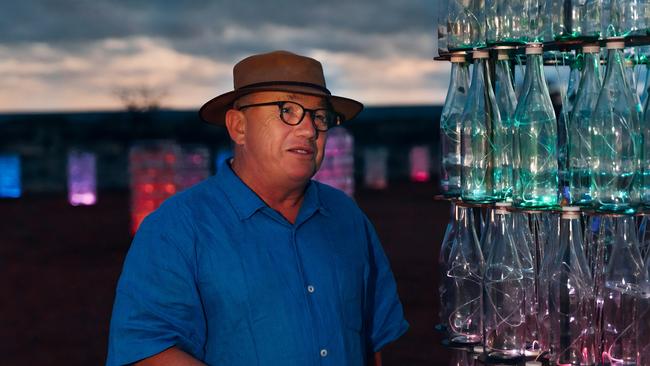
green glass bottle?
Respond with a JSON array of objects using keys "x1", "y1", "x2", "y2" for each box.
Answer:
[
  {"x1": 513, "y1": 44, "x2": 558, "y2": 209},
  {"x1": 592, "y1": 40, "x2": 642, "y2": 213},
  {"x1": 460, "y1": 50, "x2": 499, "y2": 203}
]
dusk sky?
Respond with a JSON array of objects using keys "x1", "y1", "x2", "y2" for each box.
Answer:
[{"x1": 0, "y1": 0, "x2": 448, "y2": 112}]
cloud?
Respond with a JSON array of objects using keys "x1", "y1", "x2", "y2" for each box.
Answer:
[
  {"x1": 0, "y1": 38, "x2": 232, "y2": 111},
  {"x1": 0, "y1": 0, "x2": 444, "y2": 111}
]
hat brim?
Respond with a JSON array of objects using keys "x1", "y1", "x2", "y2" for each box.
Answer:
[{"x1": 199, "y1": 85, "x2": 363, "y2": 126}]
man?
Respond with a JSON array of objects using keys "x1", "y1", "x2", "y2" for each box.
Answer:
[{"x1": 107, "y1": 50, "x2": 408, "y2": 366}]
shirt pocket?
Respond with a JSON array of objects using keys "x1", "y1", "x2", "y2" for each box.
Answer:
[{"x1": 335, "y1": 257, "x2": 364, "y2": 332}]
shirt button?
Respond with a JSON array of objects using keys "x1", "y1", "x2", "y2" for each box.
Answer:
[
  {"x1": 307, "y1": 285, "x2": 315, "y2": 293},
  {"x1": 320, "y1": 349, "x2": 328, "y2": 357}
]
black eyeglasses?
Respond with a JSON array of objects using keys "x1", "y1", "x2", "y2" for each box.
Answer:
[{"x1": 237, "y1": 101, "x2": 341, "y2": 132}]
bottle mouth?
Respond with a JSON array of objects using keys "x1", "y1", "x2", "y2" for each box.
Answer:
[
  {"x1": 561, "y1": 206, "x2": 581, "y2": 219},
  {"x1": 450, "y1": 51, "x2": 467, "y2": 63},
  {"x1": 497, "y1": 50, "x2": 510, "y2": 60},
  {"x1": 473, "y1": 50, "x2": 489, "y2": 59},
  {"x1": 525, "y1": 43, "x2": 543, "y2": 55},
  {"x1": 606, "y1": 40, "x2": 625, "y2": 49},
  {"x1": 583, "y1": 44, "x2": 600, "y2": 54}
]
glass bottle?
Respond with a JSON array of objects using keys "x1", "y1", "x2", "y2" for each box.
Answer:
[
  {"x1": 548, "y1": 207, "x2": 596, "y2": 365},
  {"x1": 530, "y1": 0, "x2": 553, "y2": 43},
  {"x1": 485, "y1": 0, "x2": 528, "y2": 45},
  {"x1": 637, "y1": 238, "x2": 650, "y2": 365},
  {"x1": 513, "y1": 44, "x2": 558, "y2": 209},
  {"x1": 605, "y1": 0, "x2": 650, "y2": 37},
  {"x1": 535, "y1": 210, "x2": 561, "y2": 355},
  {"x1": 437, "y1": 0, "x2": 450, "y2": 56},
  {"x1": 592, "y1": 40, "x2": 642, "y2": 213},
  {"x1": 438, "y1": 202, "x2": 459, "y2": 333},
  {"x1": 460, "y1": 50, "x2": 499, "y2": 203},
  {"x1": 441, "y1": 52, "x2": 471, "y2": 198},
  {"x1": 602, "y1": 215, "x2": 645, "y2": 365},
  {"x1": 448, "y1": 0, "x2": 486, "y2": 50},
  {"x1": 509, "y1": 209, "x2": 539, "y2": 355},
  {"x1": 549, "y1": 0, "x2": 602, "y2": 41},
  {"x1": 558, "y1": 53, "x2": 583, "y2": 204},
  {"x1": 625, "y1": 50, "x2": 642, "y2": 106},
  {"x1": 624, "y1": 0, "x2": 650, "y2": 37},
  {"x1": 447, "y1": 202, "x2": 484, "y2": 343},
  {"x1": 568, "y1": 44, "x2": 602, "y2": 206},
  {"x1": 642, "y1": 60, "x2": 650, "y2": 208},
  {"x1": 640, "y1": 47, "x2": 650, "y2": 106},
  {"x1": 494, "y1": 49, "x2": 517, "y2": 201},
  {"x1": 483, "y1": 202, "x2": 526, "y2": 360}
]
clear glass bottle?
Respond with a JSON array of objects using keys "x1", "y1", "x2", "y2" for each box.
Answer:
[
  {"x1": 460, "y1": 50, "x2": 499, "y2": 203},
  {"x1": 437, "y1": 0, "x2": 450, "y2": 56},
  {"x1": 602, "y1": 215, "x2": 645, "y2": 365},
  {"x1": 438, "y1": 202, "x2": 459, "y2": 333},
  {"x1": 592, "y1": 40, "x2": 642, "y2": 213},
  {"x1": 483, "y1": 202, "x2": 526, "y2": 360},
  {"x1": 485, "y1": 0, "x2": 528, "y2": 45},
  {"x1": 535, "y1": 210, "x2": 561, "y2": 355},
  {"x1": 509, "y1": 209, "x2": 539, "y2": 355},
  {"x1": 642, "y1": 61, "x2": 650, "y2": 208},
  {"x1": 447, "y1": 202, "x2": 484, "y2": 343},
  {"x1": 448, "y1": 0, "x2": 486, "y2": 50},
  {"x1": 605, "y1": 0, "x2": 650, "y2": 37},
  {"x1": 642, "y1": 63, "x2": 650, "y2": 107},
  {"x1": 441, "y1": 52, "x2": 471, "y2": 198},
  {"x1": 558, "y1": 52, "x2": 583, "y2": 204},
  {"x1": 513, "y1": 44, "x2": 558, "y2": 209},
  {"x1": 548, "y1": 207, "x2": 596, "y2": 365},
  {"x1": 494, "y1": 49, "x2": 517, "y2": 201},
  {"x1": 549, "y1": 0, "x2": 602, "y2": 41},
  {"x1": 625, "y1": 50, "x2": 642, "y2": 106},
  {"x1": 529, "y1": 0, "x2": 552, "y2": 43},
  {"x1": 568, "y1": 44, "x2": 602, "y2": 206},
  {"x1": 638, "y1": 238, "x2": 650, "y2": 365},
  {"x1": 625, "y1": 0, "x2": 650, "y2": 37}
]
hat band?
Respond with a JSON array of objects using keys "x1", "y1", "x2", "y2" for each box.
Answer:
[{"x1": 239, "y1": 81, "x2": 331, "y2": 95}]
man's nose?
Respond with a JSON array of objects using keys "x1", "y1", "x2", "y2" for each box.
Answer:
[{"x1": 294, "y1": 112, "x2": 318, "y2": 138}]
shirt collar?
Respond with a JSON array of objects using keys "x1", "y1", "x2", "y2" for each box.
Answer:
[{"x1": 216, "y1": 158, "x2": 330, "y2": 222}]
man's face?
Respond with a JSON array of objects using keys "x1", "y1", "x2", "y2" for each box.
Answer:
[{"x1": 234, "y1": 91, "x2": 328, "y2": 185}]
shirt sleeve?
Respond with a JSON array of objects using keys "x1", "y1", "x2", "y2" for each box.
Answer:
[
  {"x1": 362, "y1": 215, "x2": 409, "y2": 353},
  {"x1": 106, "y1": 207, "x2": 206, "y2": 366}
]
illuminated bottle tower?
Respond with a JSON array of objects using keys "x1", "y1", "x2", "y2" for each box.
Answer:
[{"x1": 513, "y1": 44, "x2": 558, "y2": 209}]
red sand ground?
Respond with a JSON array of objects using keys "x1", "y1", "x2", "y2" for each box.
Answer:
[{"x1": 0, "y1": 182, "x2": 451, "y2": 365}]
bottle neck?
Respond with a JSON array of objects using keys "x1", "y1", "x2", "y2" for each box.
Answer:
[
  {"x1": 449, "y1": 62, "x2": 469, "y2": 91},
  {"x1": 582, "y1": 52, "x2": 601, "y2": 81},
  {"x1": 604, "y1": 47, "x2": 626, "y2": 83},
  {"x1": 525, "y1": 52, "x2": 546, "y2": 88},
  {"x1": 472, "y1": 58, "x2": 488, "y2": 86}
]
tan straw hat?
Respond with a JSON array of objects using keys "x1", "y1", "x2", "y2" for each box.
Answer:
[{"x1": 199, "y1": 50, "x2": 363, "y2": 125}]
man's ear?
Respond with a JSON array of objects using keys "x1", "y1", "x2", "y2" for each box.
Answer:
[{"x1": 225, "y1": 108, "x2": 246, "y2": 145}]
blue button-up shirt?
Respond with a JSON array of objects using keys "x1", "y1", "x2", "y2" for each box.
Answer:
[{"x1": 107, "y1": 161, "x2": 408, "y2": 365}]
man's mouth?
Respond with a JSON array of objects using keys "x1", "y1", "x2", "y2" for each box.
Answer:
[{"x1": 288, "y1": 147, "x2": 314, "y2": 155}]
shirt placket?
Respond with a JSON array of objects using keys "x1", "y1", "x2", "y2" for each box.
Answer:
[{"x1": 290, "y1": 226, "x2": 332, "y2": 365}]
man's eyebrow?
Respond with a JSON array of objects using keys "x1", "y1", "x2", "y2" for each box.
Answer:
[{"x1": 284, "y1": 93, "x2": 327, "y2": 108}]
